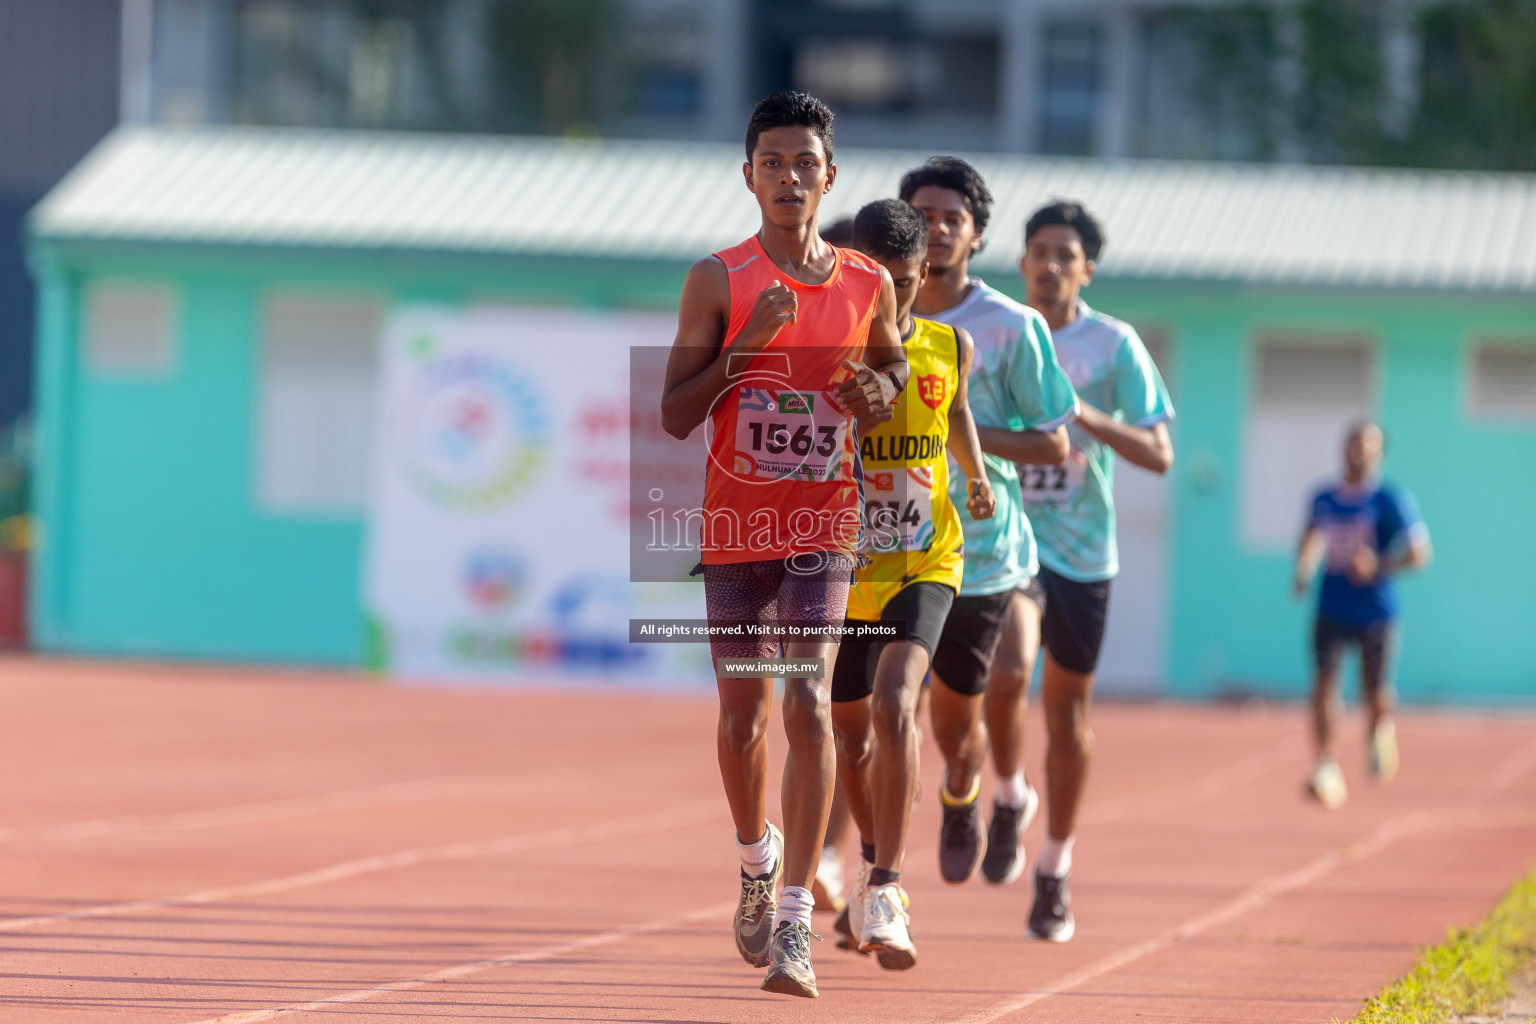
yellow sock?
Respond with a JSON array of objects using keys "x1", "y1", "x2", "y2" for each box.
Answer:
[{"x1": 940, "y1": 772, "x2": 980, "y2": 806}]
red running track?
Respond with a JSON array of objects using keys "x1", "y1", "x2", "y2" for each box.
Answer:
[{"x1": 0, "y1": 655, "x2": 1531, "y2": 1023}]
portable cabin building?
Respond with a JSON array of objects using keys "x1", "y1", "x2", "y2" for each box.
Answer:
[{"x1": 27, "y1": 126, "x2": 1536, "y2": 701}]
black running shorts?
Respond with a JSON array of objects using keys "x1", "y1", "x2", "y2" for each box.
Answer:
[
  {"x1": 1314, "y1": 615, "x2": 1397, "y2": 693},
  {"x1": 930, "y1": 589, "x2": 1015, "y2": 697},
  {"x1": 830, "y1": 581, "x2": 955, "y2": 703},
  {"x1": 1021, "y1": 566, "x2": 1112, "y2": 674}
]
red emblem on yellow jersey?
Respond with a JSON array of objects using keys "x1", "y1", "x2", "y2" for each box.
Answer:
[{"x1": 916, "y1": 374, "x2": 947, "y2": 411}]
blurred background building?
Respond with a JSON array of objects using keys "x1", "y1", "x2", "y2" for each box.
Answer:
[
  {"x1": 9, "y1": 0, "x2": 1536, "y2": 433},
  {"x1": 6, "y1": 0, "x2": 1536, "y2": 698}
]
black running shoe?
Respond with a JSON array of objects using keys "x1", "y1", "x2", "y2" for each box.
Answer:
[
  {"x1": 938, "y1": 793, "x2": 986, "y2": 884},
  {"x1": 1025, "y1": 870, "x2": 1075, "y2": 942},
  {"x1": 982, "y1": 785, "x2": 1039, "y2": 885}
]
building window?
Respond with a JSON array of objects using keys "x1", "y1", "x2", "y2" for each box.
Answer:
[
  {"x1": 1467, "y1": 341, "x2": 1536, "y2": 421},
  {"x1": 794, "y1": 38, "x2": 908, "y2": 109},
  {"x1": 255, "y1": 292, "x2": 383, "y2": 515},
  {"x1": 1241, "y1": 335, "x2": 1374, "y2": 549},
  {"x1": 83, "y1": 281, "x2": 178, "y2": 376},
  {"x1": 1040, "y1": 18, "x2": 1102, "y2": 156}
]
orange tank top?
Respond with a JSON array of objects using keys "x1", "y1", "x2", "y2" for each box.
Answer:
[{"x1": 702, "y1": 235, "x2": 883, "y2": 564}]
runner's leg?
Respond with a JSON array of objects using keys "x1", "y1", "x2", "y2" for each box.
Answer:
[
  {"x1": 928, "y1": 590, "x2": 1011, "y2": 884},
  {"x1": 930, "y1": 679, "x2": 986, "y2": 802},
  {"x1": 775, "y1": 554, "x2": 854, "y2": 895},
  {"x1": 1360, "y1": 623, "x2": 1395, "y2": 734},
  {"x1": 870, "y1": 640, "x2": 931, "y2": 871},
  {"x1": 982, "y1": 584, "x2": 1043, "y2": 884},
  {"x1": 1311, "y1": 617, "x2": 1347, "y2": 764},
  {"x1": 1039, "y1": 651, "x2": 1094, "y2": 842},
  {"x1": 984, "y1": 590, "x2": 1039, "y2": 784},
  {"x1": 831, "y1": 632, "x2": 880, "y2": 847},
  {"x1": 1030, "y1": 570, "x2": 1108, "y2": 941},
  {"x1": 779, "y1": 643, "x2": 838, "y2": 891},
  {"x1": 717, "y1": 676, "x2": 775, "y2": 844},
  {"x1": 825, "y1": 781, "x2": 852, "y2": 847},
  {"x1": 707, "y1": 560, "x2": 782, "y2": 845},
  {"x1": 1361, "y1": 622, "x2": 1400, "y2": 780},
  {"x1": 705, "y1": 559, "x2": 788, "y2": 968}
]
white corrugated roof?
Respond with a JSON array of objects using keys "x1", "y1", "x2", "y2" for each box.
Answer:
[{"x1": 31, "y1": 125, "x2": 1536, "y2": 290}]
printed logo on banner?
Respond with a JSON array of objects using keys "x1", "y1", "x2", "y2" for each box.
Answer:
[
  {"x1": 463, "y1": 548, "x2": 527, "y2": 609},
  {"x1": 447, "y1": 574, "x2": 644, "y2": 670},
  {"x1": 397, "y1": 339, "x2": 549, "y2": 508}
]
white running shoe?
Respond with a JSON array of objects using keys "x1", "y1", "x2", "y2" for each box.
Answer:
[
  {"x1": 858, "y1": 882, "x2": 916, "y2": 970},
  {"x1": 844, "y1": 859, "x2": 870, "y2": 946},
  {"x1": 1368, "y1": 720, "x2": 1399, "y2": 782},
  {"x1": 1307, "y1": 759, "x2": 1348, "y2": 809},
  {"x1": 811, "y1": 844, "x2": 846, "y2": 913}
]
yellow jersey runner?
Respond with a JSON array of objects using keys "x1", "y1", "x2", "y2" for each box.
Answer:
[{"x1": 847, "y1": 316, "x2": 965, "y2": 621}]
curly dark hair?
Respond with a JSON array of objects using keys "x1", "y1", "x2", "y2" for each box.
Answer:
[
  {"x1": 852, "y1": 199, "x2": 928, "y2": 263},
  {"x1": 897, "y1": 156, "x2": 993, "y2": 237},
  {"x1": 745, "y1": 91, "x2": 835, "y2": 162},
  {"x1": 1024, "y1": 200, "x2": 1106, "y2": 261},
  {"x1": 820, "y1": 216, "x2": 855, "y2": 245}
]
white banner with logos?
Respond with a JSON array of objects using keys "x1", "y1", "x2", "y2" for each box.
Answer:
[{"x1": 362, "y1": 305, "x2": 710, "y2": 687}]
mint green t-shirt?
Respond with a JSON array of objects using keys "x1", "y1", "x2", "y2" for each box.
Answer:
[
  {"x1": 1023, "y1": 301, "x2": 1174, "y2": 583},
  {"x1": 929, "y1": 280, "x2": 1079, "y2": 596}
]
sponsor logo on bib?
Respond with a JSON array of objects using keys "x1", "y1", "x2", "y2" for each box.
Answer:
[{"x1": 778, "y1": 392, "x2": 813, "y2": 414}]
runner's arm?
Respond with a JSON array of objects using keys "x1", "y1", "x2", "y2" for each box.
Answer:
[
  {"x1": 661, "y1": 258, "x2": 796, "y2": 439},
  {"x1": 1389, "y1": 534, "x2": 1432, "y2": 573},
  {"x1": 945, "y1": 327, "x2": 995, "y2": 520},
  {"x1": 976, "y1": 313, "x2": 1072, "y2": 464},
  {"x1": 835, "y1": 270, "x2": 908, "y2": 424},
  {"x1": 1292, "y1": 523, "x2": 1326, "y2": 599},
  {"x1": 975, "y1": 423, "x2": 1069, "y2": 465},
  {"x1": 1075, "y1": 402, "x2": 1173, "y2": 473}
]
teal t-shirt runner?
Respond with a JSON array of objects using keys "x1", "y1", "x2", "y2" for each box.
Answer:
[
  {"x1": 1023, "y1": 300, "x2": 1174, "y2": 583},
  {"x1": 928, "y1": 279, "x2": 1079, "y2": 595}
]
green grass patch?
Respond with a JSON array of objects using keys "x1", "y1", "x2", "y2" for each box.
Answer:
[{"x1": 1343, "y1": 865, "x2": 1536, "y2": 1023}]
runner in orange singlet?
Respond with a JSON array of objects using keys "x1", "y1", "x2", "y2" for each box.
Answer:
[{"x1": 660, "y1": 91, "x2": 907, "y2": 999}]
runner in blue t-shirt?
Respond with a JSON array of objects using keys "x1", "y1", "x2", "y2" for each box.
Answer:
[{"x1": 1292, "y1": 420, "x2": 1431, "y2": 810}]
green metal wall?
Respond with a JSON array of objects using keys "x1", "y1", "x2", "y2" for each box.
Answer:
[
  {"x1": 28, "y1": 241, "x2": 689, "y2": 665},
  {"x1": 29, "y1": 241, "x2": 1536, "y2": 700},
  {"x1": 1082, "y1": 280, "x2": 1536, "y2": 704}
]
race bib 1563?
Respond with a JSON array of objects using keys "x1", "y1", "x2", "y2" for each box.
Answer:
[{"x1": 733, "y1": 387, "x2": 849, "y2": 483}]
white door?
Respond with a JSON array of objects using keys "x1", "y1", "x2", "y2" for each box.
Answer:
[{"x1": 1095, "y1": 329, "x2": 1172, "y2": 695}]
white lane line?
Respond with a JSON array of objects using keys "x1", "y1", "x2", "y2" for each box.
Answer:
[
  {"x1": 954, "y1": 731, "x2": 1536, "y2": 1024},
  {"x1": 1084, "y1": 738, "x2": 1295, "y2": 825},
  {"x1": 0, "y1": 800, "x2": 721, "y2": 933},
  {"x1": 182, "y1": 899, "x2": 737, "y2": 1024},
  {"x1": 1481, "y1": 734, "x2": 1536, "y2": 794},
  {"x1": 0, "y1": 773, "x2": 567, "y2": 845}
]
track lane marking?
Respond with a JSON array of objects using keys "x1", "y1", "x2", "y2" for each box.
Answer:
[
  {"x1": 180, "y1": 899, "x2": 737, "y2": 1024},
  {"x1": 0, "y1": 800, "x2": 721, "y2": 933},
  {"x1": 0, "y1": 772, "x2": 571, "y2": 845},
  {"x1": 954, "y1": 732, "x2": 1536, "y2": 1024},
  {"x1": 1083, "y1": 738, "x2": 1294, "y2": 825}
]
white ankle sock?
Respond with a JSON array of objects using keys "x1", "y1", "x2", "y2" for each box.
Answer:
[
  {"x1": 737, "y1": 825, "x2": 776, "y2": 878},
  {"x1": 995, "y1": 770, "x2": 1029, "y2": 808},
  {"x1": 772, "y1": 885, "x2": 814, "y2": 932},
  {"x1": 1037, "y1": 836, "x2": 1074, "y2": 878}
]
